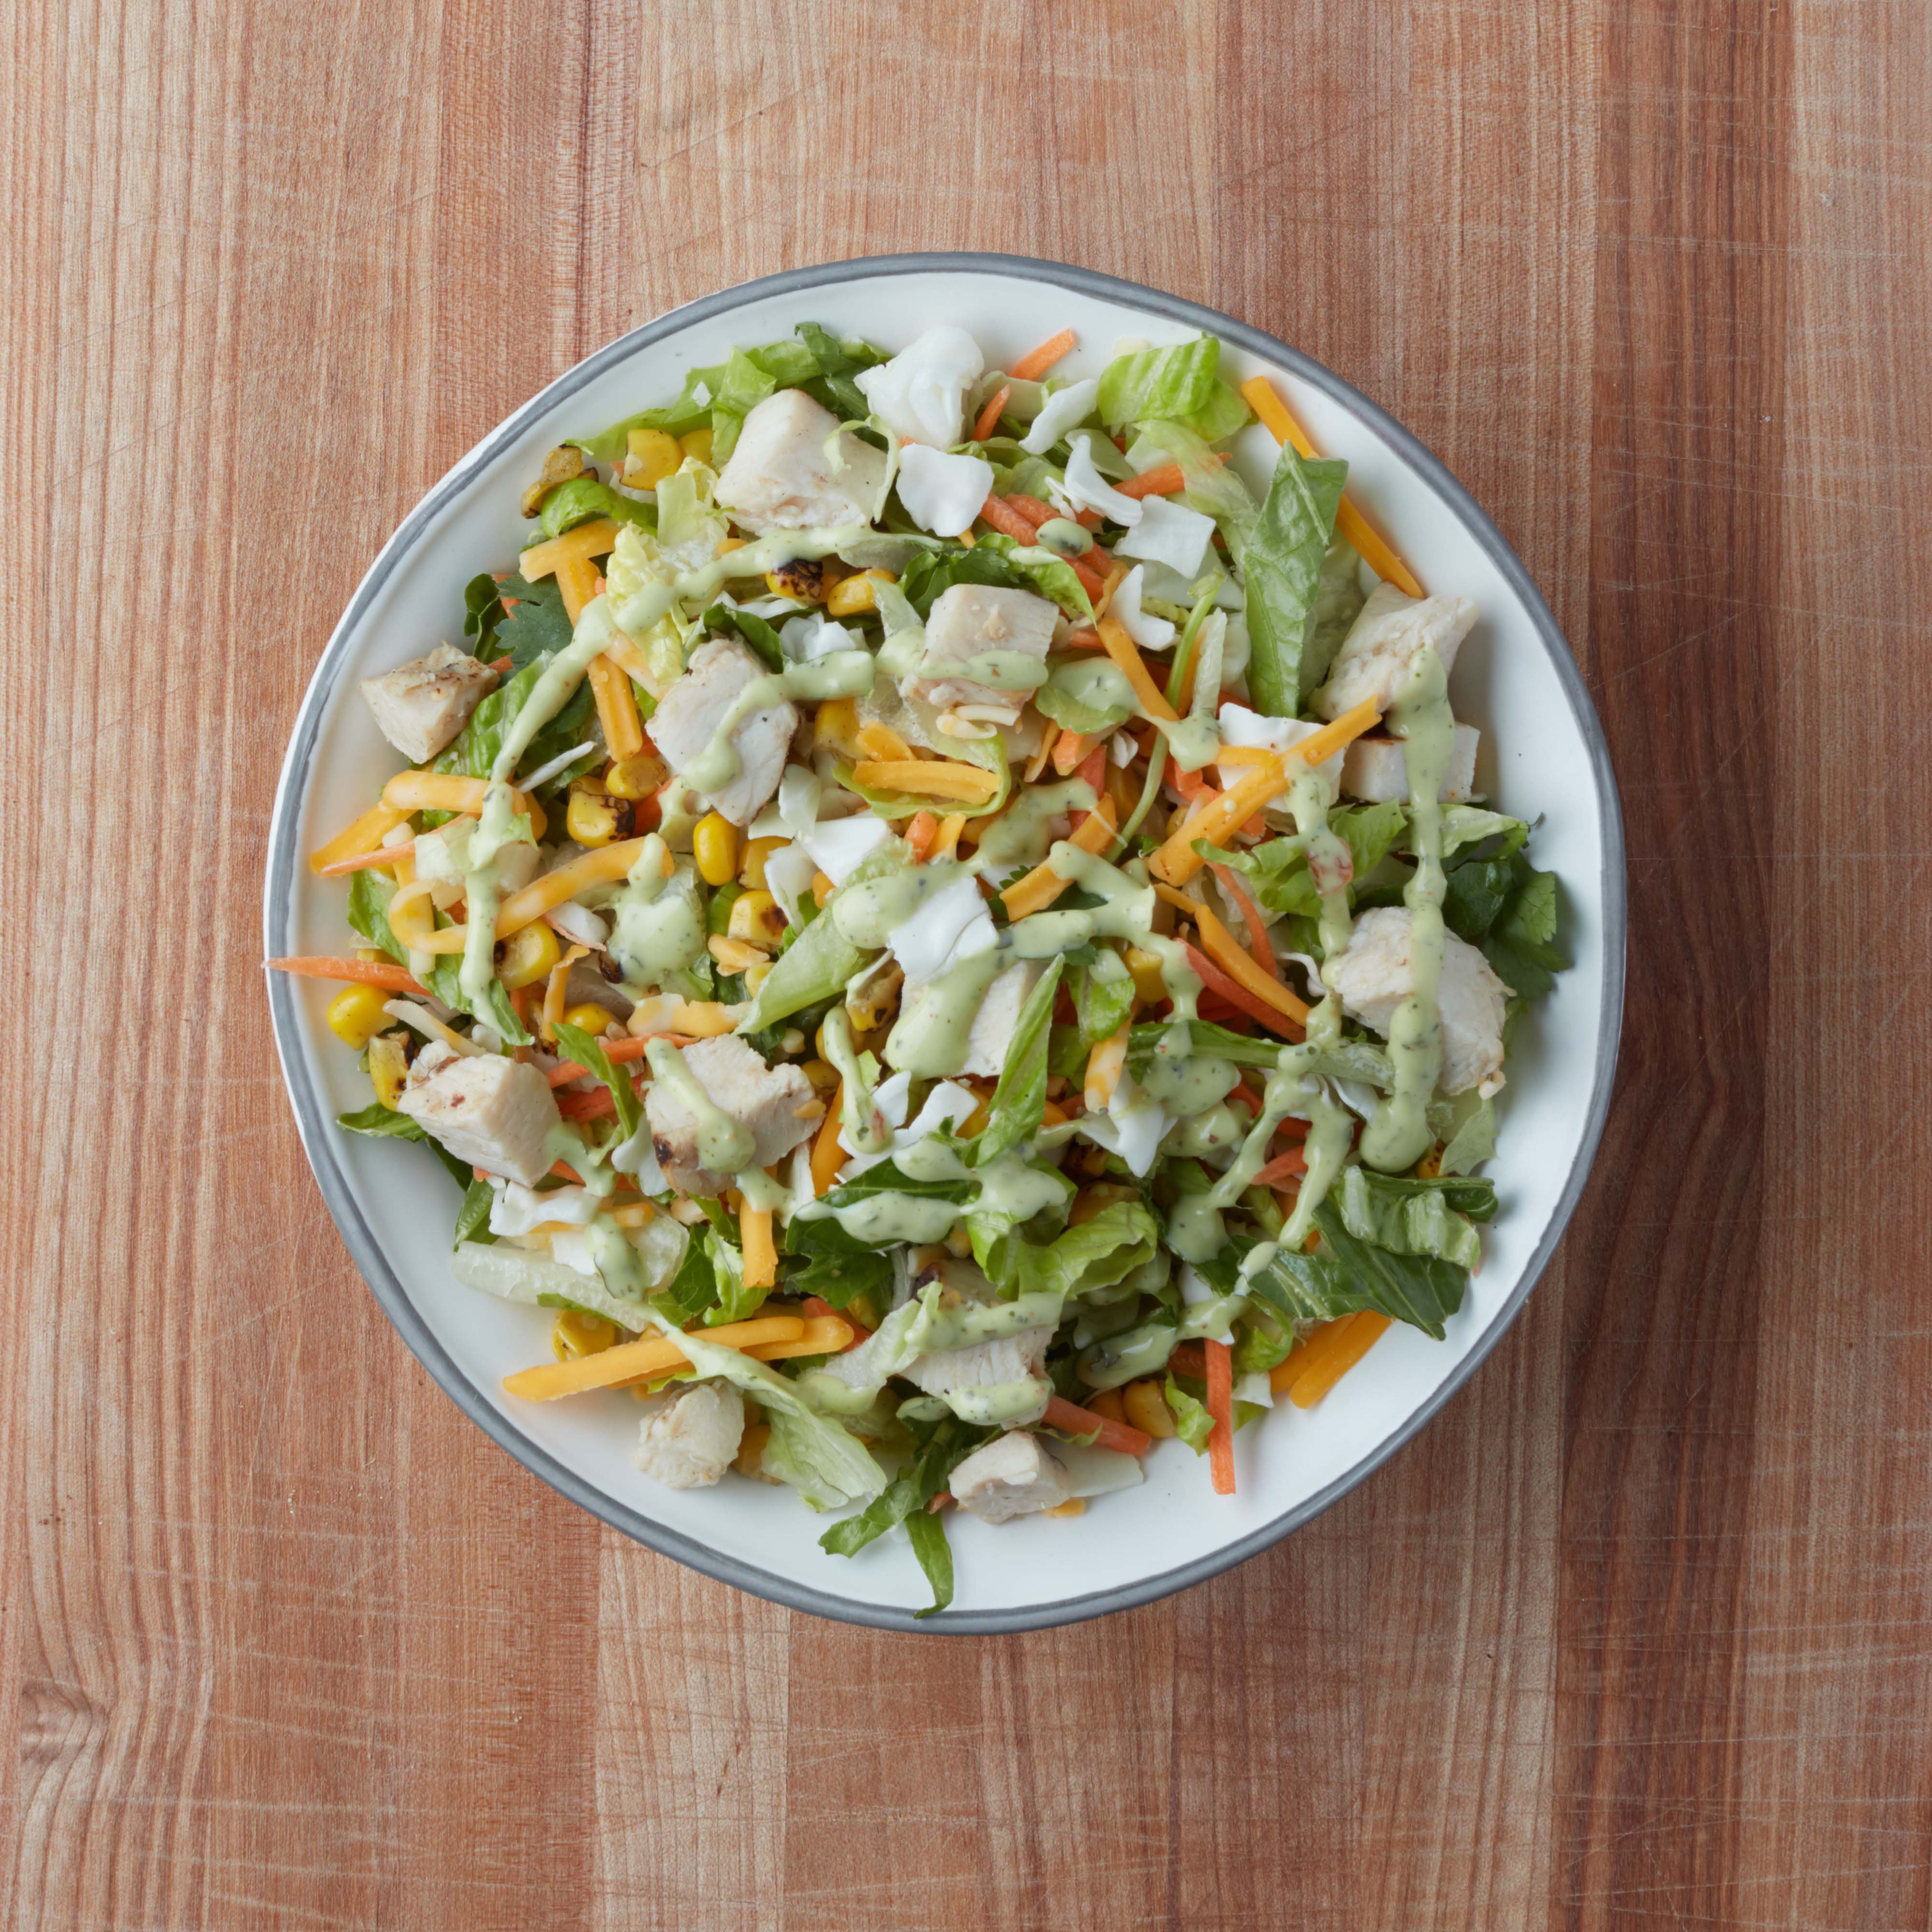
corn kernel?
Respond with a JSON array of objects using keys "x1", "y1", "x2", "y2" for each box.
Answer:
[
  {"x1": 727, "y1": 889, "x2": 785, "y2": 948},
  {"x1": 826, "y1": 568, "x2": 894, "y2": 617},
  {"x1": 799, "y1": 1057, "x2": 839, "y2": 1095},
  {"x1": 1088, "y1": 1388, "x2": 1129, "y2": 1426},
  {"x1": 708, "y1": 935, "x2": 769, "y2": 975},
  {"x1": 765, "y1": 557, "x2": 829, "y2": 603},
  {"x1": 1044, "y1": 1497, "x2": 1088, "y2": 1518},
  {"x1": 623, "y1": 427, "x2": 683, "y2": 489},
  {"x1": 743, "y1": 962, "x2": 773, "y2": 995},
  {"x1": 498, "y1": 920, "x2": 562, "y2": 991},
  {"x1": 566, "y1": 784, "x2": 628, "y2": 848},
  {"x1": 693, "y1": 811, "x2": 739, "y2": 886},
  {"x1": 718, "y1": 536, "x2": 749, "y2": 554},
  {"x1": 814, "y1": 697, "x2": 863, "y2": 760},
  {"x1": 1414, "y1": 1144, "x2": 1444, "y2": 1179},
  {"x1": 606, "y1": 750, "x2": 668, "y2": 800},
  {"x1": 1123, "y1": 944, "x2": 1168, "y2": 1007},
  {"x1": 368, "y1": 1032, "x2": 409, "y2": 1109},
  {"x1": 1123, "y1": 1379, "x2": 1179, "y2": 1440},
  {"x1": 562, "y1": 1002, "x2": 619, "y2": 1037},
  {"x1": 551, "y1": 1308, "x2": 619, "y2": 1361},
  {"x1": 327, "y1": 983, "x2": 390, "y2": 1050},
  {"x1": 740, "y1": 837, "x2": 783, "y2": 890},
  {"x1": 846, "y1": 961, "x2": 903, "y2": 1035},
  {"x1": 735, "y1": 1420, "x2": 771, "y2": 1478},
  {"x1": 354, "y1": 946, "x2": 388, "y2": 965},
  {"x1": 811, "y1": 870, "x2": 836, "y2": 909},
  {"x1": 679, "y1": 427, "x2": 714, "y2": 466}
]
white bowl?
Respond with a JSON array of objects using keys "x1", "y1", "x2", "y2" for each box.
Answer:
[{"x1": 264, "y1": 255, "x2": 1625, "y2": 1632}]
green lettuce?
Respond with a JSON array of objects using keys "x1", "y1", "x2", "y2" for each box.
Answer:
[
  {"x1": 971, "y1": 531, "x2": 1095, "y2": 620},
  {"x1": 1097, "y1": 337, "x2": 1220, "y2": 428},
  {"x1": 781, "y1": 1217, "x2": 895, "y2": 1309},
  {"x1": 1164, "y1": 1374, "x2": 1215, "y2": 1453},
  {"x1": 452, "y1": 1179, "x2": 497, "y2": 1249},
  {"x1": 450, "y1": 1222, "x2": 691, "y2": 1329},
  {"x1": 552, "y1": 1021, "x2": 642, "y2": 1140},
  {"x1": 1127, "y1": 421, "x2": 1261, "y2": 560},
  {"x1": 818, "y1": 1412, "x2": 981, "y2": 1617},
  {"x1": 898, "y1": 539, "x2": 1090, "y2": 622},
  {"x1": 1301, "y1": 537, "x2": 1366, "y2": 697},
  {"x1": 1177, "y1": 378, "x2": 1252, "y2": 443},
  {"x1": 969, "y1": 956, "x2": 1064, "y2": 1166},
  {"x1": 1428, "y1": 1090, "x2": 1497, "y2": 1176},
  {"x1": 735, "y1": 844, "x2": 905, "y2": 1032},
  {"x1": 432, "y1": 656, "x2": 597, "y2": 798},
  {"x1": 1334, "y1": 1166, "x2": 1492, "y2": 1271},
  {"x1": 537, "y1": 478, "x2": 651, "y2": 541},
  {"x1": 1239, "y1": 1200, "x2": 1467, "y2": 1339},
  {"x1": 1071, "y1": 953, "x2": 1135, "y2": 1048},
  {"x1": 1243, "y1": 443, "x2": 1349, "y2": 719},
  {"x1": 701, "y1": 600, "x2": 785, "y2": 671},
  {"x1": 345, "y1": 868, "x2": 406, "y2": 966}
]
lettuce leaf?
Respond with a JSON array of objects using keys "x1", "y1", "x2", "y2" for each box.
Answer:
[
  {"x1": 432, "y1": 655, "x2": 597, "y2": 799},
  {"x1": 971, "y1": 531, "x2": 1095, "y2": 620},
  {"x1": 781, "y1": 1216, "x2": 895, "y2": 1309},
  {"x1": 898, "y1": 539, "x2": 1090, "y2": 621},
  {"x1": 1097, "y1": 337, "x2": 1220, "y2": 429},
  {"x1": 1127, "y1": 421, "x2": 1261, "y2": 560},
  {"x1": 818, "y1": 1410, "x2": 980, "y2": 1615},
  {"x1": 346, "y1": 868, "x2": 407, "y2": 966},
  {"x1": 1164, "y1": 1374, "x2": 1215, "y2": 1453},
  {"x1": 552, "y1": 1021, "x2": 642, "y2": 1140},
  {"x1": 1301, "y1": 537, "x2": 1366, "y2": 699},
  {"x1": 1238, "y1": 1201, "x2": 1467, "y2": 1339},
  {"x1": 1334, "y1": 1166, "x2": 1491, "y2": 1270},
  {"x1": 1428, "y1": 1090, "x2": 1498, "y2": 1177},
  {"x1": 969, "y1": 956, "x2": 1064, "y2": 1167},
  {"x1": 1177, "y1": 377, "x2": 1252, "y2": 443},
  {"x1": 735, "y1": 844, "x2": 902, "y2": 1031},
  {"x1": 452, "y1": 1178, "x2": 497, "y2": 1248},
  {"x1": 537, "y1": 478, "x2": 652, "y2": 541},
  {"x1": 1244, "y1": 443, "x2": 1349, "y2": 719},
  {"x1": 1009, "y1": 1199, "x2": 1159, "y2": 1301},
  {"x1": 1071, "y1": 953, "x2": 1135, "y2": 1048},
  {"x1": 700, "y1": 600, "x2": 785, "y2": 671},
  {"x1": 451, "y1": 1223, "x2": 691, "y2": 1330}
]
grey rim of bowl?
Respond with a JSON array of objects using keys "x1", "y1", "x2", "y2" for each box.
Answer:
[{"x1": 264, "y1": 251, "x2": 1628, "y2": 1635}]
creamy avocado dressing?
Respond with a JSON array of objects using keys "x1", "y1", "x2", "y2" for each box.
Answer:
[
  {"x1": 918, "y1": 648, "x2": 1049, "y2": 694},
  {"x1": 1358, "y1": 643, "x2": 1454, "y2": 1173},
  {"x1": 1045, "y1": 657, "x2": 1136, "y2": 719},
  {"x1": 683, "y1": 650, "x2": 876, "y2": 796},
  {"x1": 832, "y1": 860, "x2": 973, "y2": 950},
  {"x1": 455, "y1": 782, "x2": 532, "y2": 1003},
  {"x1": 968, "y1": 778, "x2": 1095, "y2": 875},
  {"x1": 818, "y1": 1007, "x2": 889, "y2": 1154},
  {"x1": 608, "y1": 835, "x2": 706, "y2": 981},
  {"x1": 884, "y1": 947, "x2": 1005, "y2": 1078}
]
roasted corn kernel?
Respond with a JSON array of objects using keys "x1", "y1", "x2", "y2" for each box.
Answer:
[
  {"x1": 566, "y1": 781, "x2": 629, "y2": 849},
  {"x1": 327, "y1": 983, "x2": 390, "y2": 1050},
  {"x1": 551, "y1": 1308, "x2": 619, "y2": 1361},
  {"x1": 726, "y1": 889, "x2": 785, "y2": 949},
  {"x1": 497, "y1": 921, "x2": 562, "y2": 991},
  {"x1": 368, "y1": 1031, "x2": 410, "y2": 1109},
  {"x1": 1123, "y1": 944, "x2": 1168, "y2": 1007},
  {"x1": 1087, "y1": 1388, "x2": 1129, "y2": 1427},
  {"x1": 811, "y1": 870, "x2": 836, "y2": 909},
  {"x1": 735, "y1": 1420, "x2": 771, "y2": 1478},
  {"x1": 521, "y1": 444, "x2": 584, "y2": 517},
  {"x1": 764, "y1": 557, "x2": 830, "y2": 603},
  {"x1": 624, "y1": 426, "x2": 683, "y2": 488},
  {"x1": 825, "y1": 568, "x2": 894, "y2": 617},
  {"x1": 693, "y1": 812, "x2": 739, "y2": 886},
  {"x1": 679, "y1": 427, "x2": 714, "y2": 466},
  {"x1": 605, "y1": 750, "x2": 669, "y2": 800},
  {"x1": 562, "y1": 1002, "x2": 619, "y2": 1037},
  {"x1": 799, "y1": 1057, "x2": 839, "y2": 1095},
  {"x1": 740, "y1": 836, "x2": 783, "y2": 890},
  {"x1": 846, "y1": 961, "x2": 903, "y2": 1035},
  {"x1": 742, "y1": 962, "x2": 773, "y2": 996},
  {"x1": 813, "y1": 697, "x2": 864, "y2": 761},
  {"x1": 1122, "y1": 1379, "x2": 1178, "y2": 1440}
]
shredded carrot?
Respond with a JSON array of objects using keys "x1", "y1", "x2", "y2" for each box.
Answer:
[
  {"x1": 811, "y1": 1083, "x2": 847, "y2": 1197},
  {"x1": 1227, "y1": 1080, "x2": 1263, "y2": 1118},
  {"x1": 1009, "y1": 327, "x2": 1077, "y2": 382},
  {"x1": 999, "y1": 798, "x2": 1117, "y2": 920},
  {"x1": 1168, "y1": 1341, "x2": 1207, "y2": 1381},
  {"x1": 905, "y1": 810, "x2": 940, "y2": 862},
  {"x1": 1063, "y1": 626, "x2": 1103, "y2": 651},
  {"x1": 267, "y1": 956, "x2": 427, "y2": 994},
  {"x1": 318, "y1": 843, "x2": 417, "y2": 878},
  {"x1": 970, "y1": 384, "x2": 1011, "y2": 444},
  {"x1": 977, "y1": 495, "x2": 1042, "y2": 544},
  {"x1": 1252, "y1": 1147, "x2": 1308, "y2": 1188},
  {"x1": 1116, "y1": 463, "x2": 1186, "y2": 500},
  {"x1": 1209, "y1": 862, "x2": 1282, "y2": 984},
  {"x1": 556, "y1": 1086, "x2": 616, "y2": 1123},
  {"x1": 1052, "y1": 728, "x2": 1100, "y2": 776},
  {"x1": 1001, "y1": 494, "x2": 1055, "y2": 528},
  {"x1": 1182, "y1": 944, "x2": 1301, "y2": 1039},
  {"x1": 1239, "y1": 376, "x2": 1424, "y2": 599},
  {"x1": 1095, "y1": 616, "x2": 1180, "y2": 724},
  {"x1": 739, "y1": 1195, "x2": 777, "y2": 1290},
  {"x1": 1156, "y1": 884, "x2": 1308, "y2": 1026},
  {"x1": 1169, "y1": 755, "x2": 1212, "y2": 804},
  {"x1": 309, "y1": 802, "x2": 411, "y2": 876},
  {"x1": 1280, "y1": 1313, "x2": 1392, "y2": 1406},
  {"x1": 1205, "y1": 1338, "x2": 1236, "y2": 1495},
  {"x1": 1043, "y1": 1392, "x2": 1151, "y2": 1458},
  {"x1": 1070, "y1": 552, "x2": 1109, "y2": 603},
  {"x1": 1083, "y1": 1019, "x2": 1131, "y2": 1111},
  {"x1": 544, "y1": 1035, "x2": 655, "y2": 1086}
]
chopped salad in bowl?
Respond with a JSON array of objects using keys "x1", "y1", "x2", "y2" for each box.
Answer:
[{"x1": 274, "y1": 315, "x2": 1566, "y2": 1615}]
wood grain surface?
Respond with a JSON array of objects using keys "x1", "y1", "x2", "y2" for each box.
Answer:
[{"x1": 6, "y1": 2, "x2": 1928, "y2": 1926}]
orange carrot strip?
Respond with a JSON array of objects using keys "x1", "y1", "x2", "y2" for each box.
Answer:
[
  {"x1": 1239, "y1": 376, "x2": 1424, "y2": 598},
  {"x1": 1001, "y1": 493, "x2": 1055, "y2": 528},
  {"x1": 309, "y1": 802, "x2": 412, "y2": 875},
  {"x1": 739, "y1": 1198, "x2": 777, "y2": 1290},
  {"x1": 971, "y1": 384, "x2": 1012, "y2": 443},
  {"x1": 318, "y1": 844, "x2": 417, "y2": 877},
  {"x1": 1287, "y1": 1313, "x2": 1392, "y2": 1407},
  {"x1": 1064, "y1": 626, "x2": 1103, "y2": 651},
  {"x1": 1181, "y1": 944, "x2": 1301, "y2": 1040},
  {"x1": 801, "y1": 1296, "x2": 867, "y2": 1350},
  {"x1": 1043, "y1": 1392, "x2": 1152, "y2": 1459},
  {"x1": 1252, "y1": 1147, "x2": 1308, "y2": 1188},
  {"x1": 1095, "y1": 616, "x2": 1180, "y2": 724},
  {"x1": 977, "y1": 495, "x2": 1041, "y2": 543},
  {"x1": 905, "y1": 810, "x2": 940, "y2": 862},
  {"x1": 1209, "y1": 863, "x2": 1281, "y2": 984},
  {"x1": 1000, "y1": 799, "x2": 1117, "y2": 920},
  {"x1": 1168, "y1": 1342, "x2": 1208, "y2": 1381},
  {"x1": 810, "y1": 1084, "x2": 847, "y2": 1197},
  {"x1": 1205, "y1": 1339, "x2": 1236, "y2": 1495},
  {"x1": 1116, "y1": 463, "x2": 1186, "y2": 500},
  {"x1": 544, "y1": 1035, "x2": 655, "y2": 1086},
  {"x1": 556, "y1": 1087, "x2": 616, "y2": 1123},
  {"x1": 1052, "y1": 728, "x2": 1100, "y2": 776},
  {"x1": 267, "y1": 957, "x2": 428, "y2": 995},
  {"x1": 1227, "y1": 1080, "x2": 1263, "y2": 1118},
  {"x1": 1169, "y1": 756, "x2": 1211, "y2": 804},
  {"x1": 1157, "y1": 885, "x2": 1308, "y2": 1025},
  {"x1": 1070, "y1": 552, "x2": 1108, "y2": 603},
  {"x1": 1009, "y1": 327, "x2": 1076, "y2": 382}
]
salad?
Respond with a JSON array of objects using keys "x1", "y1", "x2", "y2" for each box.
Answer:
[{"x1": 277, "y1": 317, "x2": 1565, "y2": 1614}]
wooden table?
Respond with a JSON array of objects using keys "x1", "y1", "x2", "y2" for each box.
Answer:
[{"x1": 9, "y1": 2, "x2": 1927, "y2": 1925}]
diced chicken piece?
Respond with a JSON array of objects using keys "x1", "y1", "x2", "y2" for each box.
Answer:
[
  {"x1": 714, "y1": 389, "x2": 887, "y2": 533},
  {"x1": 644, "y1": 1035, "x2": 821, "y2": 1194},
  {"x1": 396, "y1": 1040, "x2": 561, "y2": 1185},
  {"x1": 1340, "y1": 725, "x2": 1481, "y2": 804},
  {"x1": 649, "y1": 638, "x2": 797, "y2": 827},
  {"x1": 949, "y1": 1433, "x2": 1073, "y2": 1523},
  {"x1": 902, "y1": 1325, "x2": 1055, "y2": 1426},
  {"x1": 904, "y1": 585, "x2": 1057, "y2": 717},
  {"x1": 1325, "y1": 906, "x2": 1510, "y2": 1095},
  {"x1": 359, "y1": 644, "x2": 498, "y2": 764},
  {"x1": 632, "y1": 1382, "x2": 746, "y2": 1490},
  {"x1": 1214, "y1": 702, "x2": 1345, "y2": 806},
  {"x1": 1312, "y1": 582, "x2": 1479, "y2": 721}
]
